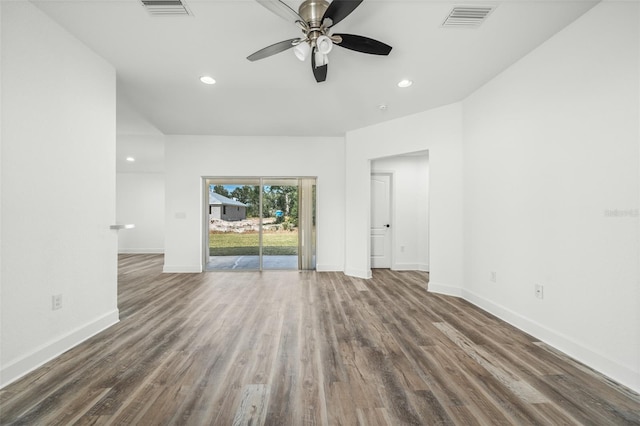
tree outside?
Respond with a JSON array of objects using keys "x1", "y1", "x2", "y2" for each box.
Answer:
[{"x1": 209, "y1": 184, "x2": 298, "y2": 256}]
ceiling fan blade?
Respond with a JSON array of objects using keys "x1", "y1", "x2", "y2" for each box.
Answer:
[
  {"x1": 247, "y1": 38, "x2": 301, "y2": 62},
  {"x1": 333, "y1": 33, "x2": 392, "y2": 55},
  {"x1": 322, "y1": 0, "x2": 363, "y2": 28},
  {"x1": 255, "y1": 0, "x2": 304, "y2": 24},
  {"x1": 311, "y1": 52, "x2": 328, "y2": 83}
]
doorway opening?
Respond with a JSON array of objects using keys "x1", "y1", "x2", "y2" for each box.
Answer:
[
  {"x1": 370, "y1": 152, "x2": 429, "y2": 272},
  {"x1": 204, "y1": 177, "x2": 316, "y2": 271}
]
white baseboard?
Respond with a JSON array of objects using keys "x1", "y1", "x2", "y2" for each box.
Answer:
[
  {"x1": 163, "y1": 265, "x2": 202, "y2": 273},
  {"x1": 428, "y1": 281, "x2": 463, "y2": 297},
  {"x1": 344, "y1": 268, "x2": 372, "y2": 279},
  {"x1": 118, "y1": 248, "x2": 164, "y2": 254},
  {"x1": 0, "y1": 309, "x2": 119, "y2": 389},
  {"x1": 316, "y1": 264, "x2": 343, "y2": 272},
  {"x1": 392, "y1": 263, "x2": 430, "y2": 271},
  {"x1": 462, "y1": 288, "x2": 640, "y2": 394}
]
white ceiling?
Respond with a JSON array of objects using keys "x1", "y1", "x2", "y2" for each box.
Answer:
[{"x1": 33, "y1": 0, "x2": 599, "y2": 137}]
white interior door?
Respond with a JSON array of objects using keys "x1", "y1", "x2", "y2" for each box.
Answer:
[{"x1": 371, "y1": 174, "x2": 391, "y2": 268}]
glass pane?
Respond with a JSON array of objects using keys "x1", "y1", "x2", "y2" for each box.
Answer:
[
  {"x1": 262, "y1": 178, "x2": 299, "y2": 270},
  {"x1": 298, "y1": 178, "x2": 317, "y2": 270},
  {"x1": 206, "y1": 179, "x2": 261, "y2": 271}
]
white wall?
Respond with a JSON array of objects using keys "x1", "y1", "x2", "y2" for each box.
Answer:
[
  {"x1": 462, "y1": 1, "x2": 639, "y2": 392},
  {"x1": 344, "y1": 104, "x2": 463, "y2": 292},
  {"x1": 164, "y1": 136, "x2": 345, "y2": 272},
  {"x1": 116, "y1": 134, "x2": 166, "y2": 253},
  {"x1": 0, "y1": 3, "x2": 4, "y2": 377},
  {"x1": 1, "y1": 2, "x2": 118, "y2": 387},
  {"x1": 371, "y1": 155, "x2": 429, "y2": 271},
  {"x1": 116, "y1": 172, "x2": 165, "y2": 253}
]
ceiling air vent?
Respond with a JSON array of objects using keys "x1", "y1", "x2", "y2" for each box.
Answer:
[
  {"x1": 141, "y1": 0, "x2": 191, "y2": 16},
  {"x1": 442, "y1": 6, "x2": 495, "y2": 27}
]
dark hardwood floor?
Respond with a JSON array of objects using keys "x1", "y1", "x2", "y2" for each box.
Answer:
[{"x1": 1, "y1": 254, "x2": 639, "y2": 425}]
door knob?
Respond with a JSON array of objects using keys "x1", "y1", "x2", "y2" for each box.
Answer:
[{"x1": 384, "y1": 224, "x2": 390, "y2": 228}]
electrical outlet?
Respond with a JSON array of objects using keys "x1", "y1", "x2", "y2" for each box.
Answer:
[
  {"x1": 535, "y1": 284, "x2": 544, "y2": 299},
  {"x1": 490, "y1": 271, "x2": 497, "y2": 283},
  {"x1": 52, "y1": 294, "x2": 63, "y2": 310}
]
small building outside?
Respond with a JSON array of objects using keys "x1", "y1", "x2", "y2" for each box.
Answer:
[{"x1": 209, "y1": 191, "x2": 247, "y2": 221}]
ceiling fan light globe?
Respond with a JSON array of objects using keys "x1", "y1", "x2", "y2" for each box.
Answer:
[
  {"x1": 316, "y1": 35, "x2": 333, "y2": 55},
  {"x1": 314, "y1": 51, "x2": 329, "y2": 67},
  {"x1": 293, "y1": 42, "x2": 310, "y2": 61}
]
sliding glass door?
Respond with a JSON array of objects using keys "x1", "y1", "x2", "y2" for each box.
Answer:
[
  {"x1": 262, "y1": 179, "x2": 299, "y2": 270},
  {"x1": 205, "y1": 177, "x2": 316, "y2": 271},
  {"x1": 206, "y1": 178, "x2": 261, "y2": 270}
]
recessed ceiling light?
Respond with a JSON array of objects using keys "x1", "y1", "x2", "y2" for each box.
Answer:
[
  {"x1": 126, "y1": 157, "x2": 135, "y2": 162},
  {"x1": 378, "y1": 104, "x2": 388, "y2": 111},
  {"x1": 200, "y1": 76, "x2": 216, "y2": 85},
  {"x1": 398, "y1": 79, "x2": 413, "y2": 88}
]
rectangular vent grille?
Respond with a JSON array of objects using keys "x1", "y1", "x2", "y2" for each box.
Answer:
[
  {"x1": 442, "y1": 6, "x2": 495, "y2": 27},
  {"x1": 141, "y1": 0, "x2": 191, "y2": 16}
]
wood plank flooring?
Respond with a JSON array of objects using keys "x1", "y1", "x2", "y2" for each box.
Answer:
[{"x1": 1, "y1": 254, "x2": 639, "y2": 425}]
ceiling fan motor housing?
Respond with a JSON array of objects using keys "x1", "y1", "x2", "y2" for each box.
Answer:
[
  {"x1": 299, "y1": 0, "x2": 331, "y2": 46},
  {"x1": 299, "y1": 0, "x2": 330, "y2": 27}
]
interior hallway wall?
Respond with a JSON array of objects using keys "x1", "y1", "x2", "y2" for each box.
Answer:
[
  {"x1": 116, "y1": 132, "x2": 166, "y2": 254},
  {"x1": 1, "y1": 1, "x2": 118, "y2": 387},
  {"x1": 116, "y1": 172, "x2": 165, "y2": 253}
]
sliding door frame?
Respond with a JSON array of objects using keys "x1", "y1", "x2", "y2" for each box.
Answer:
[{"x1": 201, "y1": 176, "x2": 316, "y2": 272}]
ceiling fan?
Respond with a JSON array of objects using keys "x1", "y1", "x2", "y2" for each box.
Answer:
[{"x1": 247, "y1": 0, "x2": 392, "y2": 83}]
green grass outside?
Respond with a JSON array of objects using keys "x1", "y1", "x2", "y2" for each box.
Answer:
[{"x1": 209, "y1": 232, "x2": 298, "y2": 256}]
